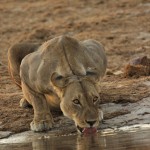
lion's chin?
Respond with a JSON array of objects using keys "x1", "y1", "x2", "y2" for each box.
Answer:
[{"x1": 76, "y1": 125, "x2": 97, "y2": 134}]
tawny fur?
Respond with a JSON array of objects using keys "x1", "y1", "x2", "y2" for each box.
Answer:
[{"x1": 8, "y1": 36, "x2": 107, "y2": 132}]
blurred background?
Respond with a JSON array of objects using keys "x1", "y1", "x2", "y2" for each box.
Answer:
[{"x1": 0, "y1": 0, "x2": 149, "y2": 69}]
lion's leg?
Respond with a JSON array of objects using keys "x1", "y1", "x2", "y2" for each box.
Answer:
[{"x1": 22, "y1": 82, "x2": 54, "y2": 132}]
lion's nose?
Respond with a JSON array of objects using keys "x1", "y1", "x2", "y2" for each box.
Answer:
[{"x1": 85, "y1": 120, "x2": 96, "y2": 127}]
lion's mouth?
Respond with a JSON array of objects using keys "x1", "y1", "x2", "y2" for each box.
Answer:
[{"x1": 77, "y1": 125, "x2": 97, "y2": 134}]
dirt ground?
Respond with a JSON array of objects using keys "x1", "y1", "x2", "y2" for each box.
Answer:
[{"x1": 0, "y1": 0, "x2": 150, "y2": 133}]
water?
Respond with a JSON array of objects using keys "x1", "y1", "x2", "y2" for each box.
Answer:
[{"x1": 1, "y1": 128, "x2": 150, "y2": 150}]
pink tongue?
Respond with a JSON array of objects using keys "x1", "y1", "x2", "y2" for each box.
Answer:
[{"x1": 83, "y1": 127, "x2": 97, "y2": 134}]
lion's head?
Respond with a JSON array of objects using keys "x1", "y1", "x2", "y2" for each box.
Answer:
[{"x1": 51, "y1": 72, "x2": 103, "y2": 133}]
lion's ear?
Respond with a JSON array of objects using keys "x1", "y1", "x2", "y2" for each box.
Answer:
[
  {"x1": 51, "y1": 72, "x2": 70, "y2": 88},
  {"x1": 86, "y1": 67, "x2": 99, "y2": 81}
]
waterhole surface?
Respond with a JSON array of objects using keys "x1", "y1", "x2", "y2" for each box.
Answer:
[{"x1": 0, "y1": 125, "x2": 150, "y2": 150}]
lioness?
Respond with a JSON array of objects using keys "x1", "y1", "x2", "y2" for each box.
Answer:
[{"x1": 8, "y1": 35, "x2": 107, "y2": 133}]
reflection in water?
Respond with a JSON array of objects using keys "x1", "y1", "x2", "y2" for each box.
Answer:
[
  {"x1": 32, "y1": 134, "x2": 105, "y2": 150},
  {"x1": 32, "y1": 137, "x2": 76, "y2": 150},
  {"x1": 77, "y1": 134, "x2": 106, "y2": 150},
  {"x1": 1, "y1": 129, "x2": 150, "y2": 150}
]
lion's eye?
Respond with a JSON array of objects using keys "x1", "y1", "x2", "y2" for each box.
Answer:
[
  {"x1": 73, "y1": 99, "x2": 81, "y2": 105},
  {"x1": 93, "y1": 96, "x2": 99, "y2": 104}
]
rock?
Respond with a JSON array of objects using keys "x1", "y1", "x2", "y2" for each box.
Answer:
[
  {"x1": 0, "y1": 131, "x2": 12, "y2": 139},
  {"x1": 106, "y1": 69, "x2": 114, "y2": 75},
  {"x1": 114, "y1": 70, "x2": 123, "y2": 75},
  {"x1": 124, "y1": 56, "x2": 150, "y2": 77}
]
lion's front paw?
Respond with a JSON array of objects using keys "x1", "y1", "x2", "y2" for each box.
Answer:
[{"x1": 30, "y1": 119, "x2": 53, "y2": 132}]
